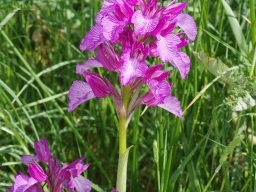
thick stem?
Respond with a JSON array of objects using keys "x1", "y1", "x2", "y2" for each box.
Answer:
[
  {"x1": 116, "y1": 86, "x2": 130, "y2": 192},
  {"x1": 116, "y1": 116, "x2": 127, "y2": 192},
  {"x1": 119, "y1": 116, "x2": 127, "y2": 155}
]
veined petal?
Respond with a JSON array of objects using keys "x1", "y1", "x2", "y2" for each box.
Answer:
[
  {"x1": 68, "y1": 81, "x2": 95, "y2": 112},
  {"x1": 95, "y1": 0, "x2": 116, "y2": 23},
  {"x1": 141, "y1": 91, "x2": 159, "y2": 107},
  {"x1": 163, "y1": 2, "x2": 187, "y2": 15},
  {"x1": 13, "y1": 173, "x2": 39, "y2": 192},
  {"x1": 80, "y1": 24, "x2": 105, "y2": 52},
  {"x1": 28, "y1": 162, "x2": 47, "y2": 183},
  {"x1": 25, "y1": 184, "x2": 44, "y2": 192},
  {"x1": 171, "y1": 51, "x2": 190, "y2": 79},
  {"x1": 178, "y1": 52, "x2": 190, "y2": 79},
  {"x1": 175, "y1": 14, "x2": 197, "y2": 41},
  {"x1": 97, "y1": 43, "x2": 121, "y2": 71},
  {"x1": 177, "y1": 37, "x2": 189, "y2": 48},
  {"x1": 117, "y1": 0, "x2": 134, "y2": 19},
  {"x1": 72, "y1": 177, "x2": 91, "y2": 192},
  {"x1": 102, "y1": 15, "x2": 125, "y2": 42},
  {"x1": 143, "y1": 64, "x2": 163, "y2": 80},
  {"x1": 34, "y1": 138, "x2": 51, "y2": 163},
  {"x1": 68, "y1": 158, "x2": 89, "y2": 177},
  {"x1": 83, "y1": 72, "x2": 111, "y2": 98},
  {"x1": 126, "y1": 0, "x2": 138, "y2": 6},
  {"x1": 158, "y1": 96, "x2": 183, "y2": 118},
  {"x1": 156, "y1": 34, "x2": 189, "y2": 79},
  {"x1": 76, "y1": 59, "x2": 103, "y2": 75},
  {"x1": 120, "y1": 59, "x2": 138, "y2": 85},
  {"x1": 156, "y1": 33, "x2": 180, "y2": 63},
  {"x1": 142, "y1": 64, "x2": 169, "y2": 83},
  {"x1": 148, "y1": 80, "x2": 171, "y2": 103},
  {"x1": 132, "y1": 10, "x2": 159, "y2": 35},
  {"x1": 120, "y1": 52, "x2": 148, "y2": 85}
]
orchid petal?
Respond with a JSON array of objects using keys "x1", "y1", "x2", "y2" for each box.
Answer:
[
  {"x1": 132, "y1": 10, "x2": 159, "y2": 35},
  {"x1": 95, "y1": 0, "x2": 116, "y2": 23},
  {"x1": 68, "y1": 158, "x2": 89, "y2": 177},
  {"x1": 148, "y1": 80, "x2": 171, "y2": 103},
  {"x1": 25, "y1": 184, "x2": 44, "y2": 192},
  {"x1": 21, "y1": 155, "x2": 38, "y2": 166},
  {"x1": 102, "y1": 15, "x2": 125, "y2": 42},
  {"x1": 158, "y1": 96, "x2": 183, "y2": 118},
  {"x1": 97, "y1": 43, "x2": 121, "y2": 71},
  {"x1": 126, "y1": 0, "x2": 138, "y2": 6},
  {"x1": 116, "y1": 0, "x2": 134, "y2": 19},
  {"x1": 120, "y1": 52, "x2": 148, "y2": 85},
  {"x1": 34, "y1": 138, "x2": 51, "y2": 163},
  {"x1": 178, "y1": 52, "x2": 190, "y2": 79},
  {"x1": 27, "y1": 162, "x2": 47, "y2": 183},
  {"x1": 141, "y1": 91, "x2": 159, "y2": 107},
  {"x1": 163, "y1": 2, "x2": 187, "y2": 15},
  {"x1": 76, "y1": 59, "x2": 103, "y2": 75},
  {"x1": 176, "y1": 14, "x2": 197, "y2": 41},
  {"x1": 13, "y1": 173, "x2": 39, "y2": 192},
  {"x1": 72, "y1": 177, "x2": 91, "y2": 192},
  {"x1": 156, "y1": 34, "x2": 190, "y2": 79},
  {"x1": 80, "y1": 24, "x2": 105, "y2": 52},
  {"x1": 83, "y1": 72, "x2": 111, "y2": 98},
  {"x1": 142, "y1": 64, "x2": 169, "y2": 83},
  {"x1": 156, "y1": 33, "x2": 180, "y2": 62},
  {"x1": 68, "y1": 81, "x2": 95, "y2": 112}
]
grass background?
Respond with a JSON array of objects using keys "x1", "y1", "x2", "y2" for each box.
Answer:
[{"x1": 0, "y1": 0, "x2": 255, "y2": 191}]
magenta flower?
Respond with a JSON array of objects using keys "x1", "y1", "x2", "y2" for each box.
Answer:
[
  {"x1": 34, "y1": 138, "x2": 51, "y2": 163},
  {"x1": 7, "y1": 138, "x2": 91, "y2": 192},
  {"x1": 6, "y1": 173, "x2": 43, "y2": 192},
  {"x1": 68, "y1": 0, "x2": 197, "y2": 118},
  {"x1": 67, "y1": 1, "x2": 197, "y2": 191}
]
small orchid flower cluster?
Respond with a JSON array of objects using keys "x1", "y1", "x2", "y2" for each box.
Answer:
[
  {"x1": 68, "y1": 0, "x2": 197, "y2": 119},
  {"x1": 7, "y1": 138, "x2": 91, "y2": 192}
]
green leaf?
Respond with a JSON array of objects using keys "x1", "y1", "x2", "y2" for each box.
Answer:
[
  {"x1": 91, "y1": 182, "x2": 105, "y2": 192},
  {"x1": 193, "y1": 51, "x2": 239, "y2": 85},
  {"x1": 116, "y1": 146, "x2": 133, "y2": 192},
  {"x1": 0, "y1": 8, "x2": 20, "y2": 30},
  {"x1": 153, "y1": 140, "x2": 159, "y2": 164},
  {"x1": 220, "y1": 135, "x2": 244, "y2": 164},
  {"x1": 221, "y1": 0, "x2": 248, "y2": 54}
]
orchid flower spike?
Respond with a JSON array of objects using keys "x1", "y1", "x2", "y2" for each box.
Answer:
[
  {"x1": 8, "y1": 138, "x2": 91, "y2": 192},
  {"x1": 68, "y1": 0, "x2": 197, "y2": 118}
]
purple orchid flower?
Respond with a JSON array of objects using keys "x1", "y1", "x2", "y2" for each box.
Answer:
[
  {"x1": 7, "y1": 138, "x2": 91, "y2": 192},
  {"x1": 6, "y1": 173, "x2": 43, "y2": 192},
  {"x1": 68, "y1": 0, "x2": 197, "y2": 118},
  {"x1": 34, "y1": 138, "x2": 51, "y2": 163}
]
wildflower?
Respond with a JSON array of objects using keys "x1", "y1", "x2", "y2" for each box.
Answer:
[
  {"x1": 69, "y1": 0, "x2": 197, "y2": 117},
  {"x1": 68, "y1": 0, "x2": 197, "y2": 191},
  {"x1": 7, "y1": 138, "x2": 91, "y2": 192}
]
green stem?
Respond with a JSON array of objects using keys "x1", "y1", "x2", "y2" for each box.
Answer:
[
  {"x1": 250, "y1": 0, "x2": 256, "y2": 50},
  {"x1": 119, "y1": 116, "x2": 127, "y2": 155},
  {"x1": 116, "y1": 116, "x2": 128, "y2": 192},
  {"x1": 116, "y1": 86, "x2": 131, "y2": 192}
]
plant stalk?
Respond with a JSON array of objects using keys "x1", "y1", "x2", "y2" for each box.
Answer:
[
  {"x1": 116, "y1": 116, "x2": 127, "y2": 192},
  {"x1": 116, "y1": 86, "x2": 131, "y2": 192}
]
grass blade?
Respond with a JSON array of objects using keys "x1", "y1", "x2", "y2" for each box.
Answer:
[{"x1": 221, "y1": 0, "x2": 248, "y2": 54}]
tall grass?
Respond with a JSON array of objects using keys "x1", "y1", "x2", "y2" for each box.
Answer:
[{"x1": 0, "y1": 0, "x2": 255, "y2": 191}]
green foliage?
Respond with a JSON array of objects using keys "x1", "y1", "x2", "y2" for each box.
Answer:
[{"x1": 0, "y1": 0, "x2": 255, "y2": 192}]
